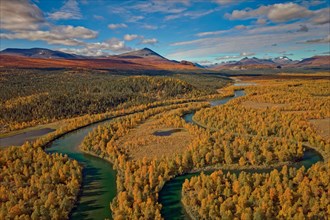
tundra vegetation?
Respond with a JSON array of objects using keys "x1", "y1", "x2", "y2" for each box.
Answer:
[
  {"x1": 0, "y1": 68, "x2": 228, "y2": 133},
  {"x1": 0, "y1": 69, "x2": 329, "y2": 219},
  {"x1": 81, "y1": 77, "x2": 329, "y2": 219}
]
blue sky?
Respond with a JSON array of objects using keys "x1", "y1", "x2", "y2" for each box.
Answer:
[{"x1": 0, "y1": 0, "x2": 329, "y2": 64}]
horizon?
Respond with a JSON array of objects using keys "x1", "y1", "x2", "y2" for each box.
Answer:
[{"x1": 1, "y1": 0, "x2": 329, "y2": 64}]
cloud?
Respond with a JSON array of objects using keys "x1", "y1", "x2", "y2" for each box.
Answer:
[
  {"x1": 267, "y1": 3, "x2": 313, "y2": 22},
  {"x1": 165, "y1": 9, "x2": 216, "y2": 21},
  {"x1": 51, "y1": 25, "x2": 97, "y2": 39},
  {"x1": 171, "y1": 38, "x2": 206, "y2": 46},
  {"x1": 0, "y1": 0, "x2": 44, "y2": 31},
  {"x1": 142, "y1": 24, "x2": 158, "y2": 30},
  {"x1": 140, "y1": 38, "x2": 158, "y2": 45},
  {"x1": 300, "y1": 35, "x2": 330, "y2": 44},
  {"x1": 195, "y1": 30, "x2": 229, "y2": 37},
  {"x1": 214, "y1": 0, "x2": 243, "y2": 5},
  {"x1": 93, "y1": 15, "x2": 104, "y2": 20},
  {"x1": 87, "y1": 38, "x2": 132, "y2": 52},
  {"x1": 48, "y1": 0, "x2": 82, "y2": 20},
  {"x1": 108, "y1": 23, "x2": 128, "y2": 30},
  {"x1": 297, "y1": 24, "x2": 308, "y2": 32},
  {"x1": 235, "y1": 25, "x2": 247, "y2": 30},
  {"x1": 59, "y1": 48, "x2": 107, "y2": 56},
  {"x1": 168, "y1": 29, "x2": 326, "y2": 59},
  {"x1": 124, "y1": 34, "x2": 141, "y2": 41},
  {"x1": 195, "y1": 60, "x2": 213, "y2": 64},
  {"x1": 227, "y1": 3, "x2": 314, "y2": 23},
  {"x1": 311, "y1": 8, "x2": 330, "y2": 25},
  {"x1": 130, "y1": 1, "x2": 186, "y2": 14},
  {"x1": 256, "y1": 18, "x2": 267, "y2": 24},
  {"x1": 215, "y1": 52, "x2": 255, "y2": 60},
  {"x1": 0, "y1": 25, "x2": 98, "y2": 46},
  {"x1": 127, "y1": 16, "x2": 144, "y2": 23},
  {"x1": 59, "y1": 37, "x2": 133, "y2": 56},
  {"x1": 299, "y1": 0, "x2": 327, "y2": 7}
]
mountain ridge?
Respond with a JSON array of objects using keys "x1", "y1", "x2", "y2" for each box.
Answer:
[
  {"x1": 0, "y1": 48, "x2": 85, "y2": 59},
  {"x1": 211, "y1": 55, "x2": 329, "y2": 70}
]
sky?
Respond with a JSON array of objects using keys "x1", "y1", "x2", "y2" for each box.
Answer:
[{"x1": 0, "y1": 0, "x2": 329, "y2": 64}]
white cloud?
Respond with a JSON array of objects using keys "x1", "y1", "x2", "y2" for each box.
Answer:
[
  {"x1": 165, "y1": 9, "x2": 216, "y2": 21},
  {"x1": 87, "y1": 38, "x2": 132, "y2": 52},
  {"x1": 215, "y1": 52, "x2": 255, "y2": 60},
  {"x1": 214, "y1": 0, "x2": 243, "y2": 5},
  {"x1": 58, "y1": 48, "x2": 107, "y2": 57},
  {"x1": 59, "y1": 37, "x2": 133, "y2": 56},
  {"x1": 0, "y1": 31, "x2": 84, "y2": 46},
  {"x1": 300, "y1": 35, "x2": 330, "y2": 44},
  {"x1": 268, "y1": 3, "x2": 314, "y2": 22},
  {"x1": 256, "y1": 18, "x2": 267, "y2": 25},
  {"x1": 124, "y1": 34, "x2": 141, "y2": 41},
  {"x1": 171, "y1": 38, "x2": 205, "y2": 46},
  {"x1": 227, "y1": 3, "x2": 314, "y2": 23},
  {"x1": 0, "y1": 0, "x2": 44, "y2": 31},
  {"x1": 93, "y1": 15, "x2": 104, "y2": 20},
  {"x1": 51, "y1": 25, "x2": 97, "y2": 39},
  {"x1": 0, "y1": 25, "x2": 98, "y2": 46},
  {"x1": 48, "y1": 0, "x2": 82, "y2": 20},
  {"x1": 168, "y1": 29, "x2": 327, "y2": 59},
  {"x1": 195, "y1": 30, "x2": 229, "y2": 37},
  {"x1": 108, "y1": 23, "x2": 128, "y2": 30},
  {"x1": 142, "y1": 24, "x2": 158, "y2": 30},
  {"x1": 235, "y1": 25, "x2": 247, "y2": 30},
  {"x1": 140, "y1": 38, "x2": 158, "y2": 45},
  {"x1": 131, "y1": 1, "x2": 186, "y2": 14},
  {"x1": 311, "y1": 8, "x2": 330, "y2": 25}
]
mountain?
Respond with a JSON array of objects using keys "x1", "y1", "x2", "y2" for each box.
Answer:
[
  {"x1": 0, "y1": 48, "x2": 84, "y2": 59},
  {"x1": 116, "y1": 48, "x2": 166, "y2": 60},
  {"x1": 293, "y1": 56, "x2": 330, "y2": 68},
  {"x1": 0, "y1": 47, "x2": 200, "y2": 71},
  {"x1": 271, "y1": 56, "x2": 296, "y2": 65},
  {"x1": 237, "y1": 57, "x2": 275, "y2": 65},
  {"x1": 210, "y1": 55, "x2": 328, "y2": 70},
  {"x1": 114, "y1": 48, "x2": 200, "y2": 70},
  {"x1": 211, "y1": 57, "x2": 276, "y2": 70}
]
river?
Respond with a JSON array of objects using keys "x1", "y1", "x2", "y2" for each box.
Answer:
[
  {"x1": 45, "y1": 122, "x2": 117, "y2": 220},
  {"x1": 159, "y1": 89, "x2": 324, "y2": 220},
  {"x1": 1, "y1": 85, "x2": 323, "y2": 220}
]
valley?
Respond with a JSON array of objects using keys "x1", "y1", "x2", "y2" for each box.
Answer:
[
  {"x1": 1, "y1": 68, "x2": 329, "y2": 219},
  {"x1": 2, "y1": 0, "x2": 330, "y2": 219}
]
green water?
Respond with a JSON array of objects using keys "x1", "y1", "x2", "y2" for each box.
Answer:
[
  {"x1": 159, "y1": 149, "x2": 323, "y2": 220},
  {"x1": 159, "y1": 89, "x2": 324, "y2": 220},
  {"x1": 45, "y1": 122, "x2": 116, "y2": 220}
]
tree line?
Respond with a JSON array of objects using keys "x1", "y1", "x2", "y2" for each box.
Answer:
[{"x1": 182, "y1": 161, "x2": 329, "y2": 219}]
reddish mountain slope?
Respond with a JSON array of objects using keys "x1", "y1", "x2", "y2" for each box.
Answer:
[
  {"x1": 292, "y1": 56, "x2": 330, "y2": 68},
  {"x1": 0, "y1": 48, "x2": 200, "y2": 71}
]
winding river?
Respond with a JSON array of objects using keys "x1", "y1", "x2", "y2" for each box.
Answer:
[
  {"x1": 159, "y1": 89, "x2": 324, "y2": 220},
  {"x1": 45, "y1": 121, "x2": 117, "y2": 220},
  {"x1": 1, "y1": 84, "x2": 324, "y2": 220}
]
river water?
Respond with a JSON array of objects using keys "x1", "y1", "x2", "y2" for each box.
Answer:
[
  {"x1": 2, "y1": 85, "x2": 323, "y2": 220},
  {"x1": 45, "y1": 122, "x2": 117, "y2": 220},
  {"x1": 159, "y1": 89, "x2": 324, "y2": 220}
]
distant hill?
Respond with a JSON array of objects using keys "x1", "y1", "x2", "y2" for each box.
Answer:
[
  {"x1": 210, "y1": 55, "x2": 328, "y2": 70},
  {"x1": 271, "y1": 56, "x2": 297, "y2": 65},
  {"x1": 0, "y1": 47, "x2": 200, "y2": 71},
  {"x1": 116, "y1": 48, "x2": 167, "y2": 60},
  {"x1": 0, "y1": 48, "x2": 84, "y2": 59},
  {"x1": 212, "y1": 57, "x2": 276, "y2": 70},
  {"x1": 293, "y1": 56, "x2": 330, "y2": 68}
]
